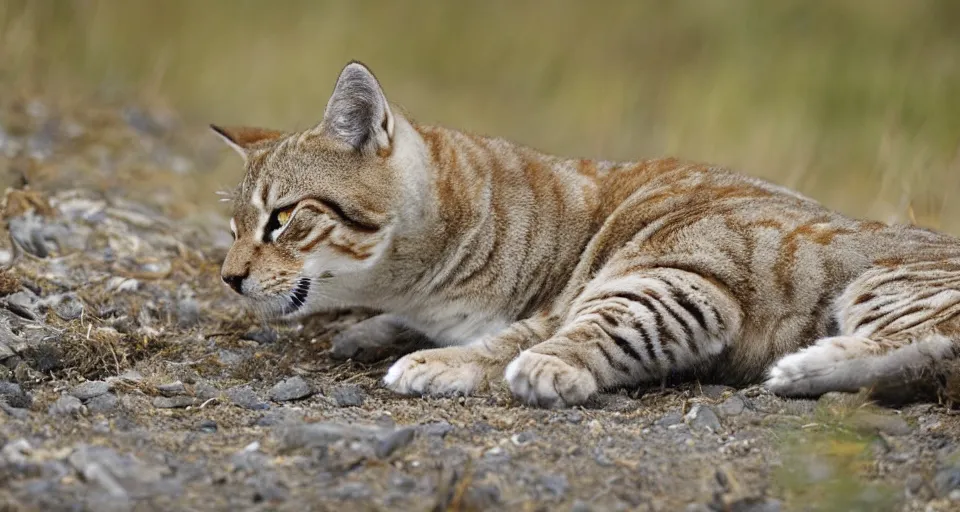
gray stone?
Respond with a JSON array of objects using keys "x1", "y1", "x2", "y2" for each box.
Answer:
[
  {"x1": 152, "y1": 396, "x2": 199, "y2": 409},
  {"x1": 157, "y1": 381, "x2": 186, "y2": 396},
  {"x1": 685, "y1": 404, "x2": 722, "y2": 433},
  {"x1": 934, "y1": 467, "x2": 960, "y2": 498},
  {"x1": 217, "y1": 349, "x2": 242, "y2": 365},
  {"x1": 194, "y1": 382, "x2": 219, "y2": 400},
  {"x1": 539, "y1": 473, "x2": 568, "y2": 498},
  {"x1": 376, "y1": 428, "x2": 415, "y2": 458},
  {"x1": 231, "y1": 446, "x2": 269, "y2": 473},
  {"x1": 68, "y1": 444, "x2": 171, "y2": 499},
  {"x1": 511, "y1": 431, "x2": 536, "y2": 446},
  {"x1": 109, "y1": 370, "x2": 144, "y2": 385},
  {"x1": 197, "y1": 419, "x2": 217, "y2": 434},
  {"x1": 226, "y1": 385, "x2": 268, "y2": 410},
  {"x1": 906, "y1": 473, "x2": 929, "y2": 500},
  {"x1": 656, "y1": 412, "x2": 684, "y2": 427},
  {"x1": 1, "y1": 402, "x2": 29, "y2": 419},
  {"x1": 242, "y1": 328, "x2": 278, "y2": 345},
  {"x1": 333, "y1": 482, "x2": 370, "y2": 500},
  {"x1": 330, "y1": 384, "x2": 365, "y2": 407},
  {"x1": 49, "y1": 394, "x2": 84, "y2": 416},
  {"x1": 0, "y1": 381, "x2": 31, "y2": 408},
  {"x1": 176, "y1": 285, "x2": 200, "y2": 326},
  {"x1": 696, "y1": 385, "x2": 734, "y2": 399},
  {"x1": 464, "y1": 483, "x2": 501, "y2": 509},
  {"x1": 51, "y1": 294, "x2": 83, "y2": 320},
  {"x1": 718, "y1": 395, "x2": 748, "y2": 417},
  {"x1": 269, "y1": 376, "x2": 313, "y2": 402},
  {"x1": 87, "y1": 393, "x2": 119, "y2": 413},
  {"x1": 277, "y1": 422, "x2": 386, "y2": 451},
  {"x1": 14, "y1": 361, "x2": 41, "y2": 383},
  {"x1": 4, "y1": 291, "x2": 38, "y2": 320},
  {"x1": 70, "y1": 380, "x2": 110, "y2": 401},
  {"x1": 1, "y1": 439, "x2": 32, "y2": 465},
  {"x1": 419, "y1": 421, "x2": 454, "y2": 438}
]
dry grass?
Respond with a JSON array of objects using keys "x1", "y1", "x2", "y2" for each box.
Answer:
[{"x1": 1, "y1": 0, "x2": 959, "y2": 230}]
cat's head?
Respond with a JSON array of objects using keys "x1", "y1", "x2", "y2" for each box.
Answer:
[{"x1": 214, "y1": 61, "x2": 409, "y2": 318}]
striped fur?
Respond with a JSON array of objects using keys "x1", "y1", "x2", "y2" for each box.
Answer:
[{"x1": 216, "y1": 62, "x2": 960, "y2": 407}]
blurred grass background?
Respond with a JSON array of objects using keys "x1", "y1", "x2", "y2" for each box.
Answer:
[{"x1": 1, "y1": 0, "x2": 960, "y2": 231}]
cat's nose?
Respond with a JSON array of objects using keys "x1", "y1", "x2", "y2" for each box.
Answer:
[{"x1": 221, "y1": 271, "x2": 248, "y2": 295}]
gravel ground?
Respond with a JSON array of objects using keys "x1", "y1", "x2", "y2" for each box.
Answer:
[{"x1": 1, "y1": 96, "x2": 959, "y2": 512}]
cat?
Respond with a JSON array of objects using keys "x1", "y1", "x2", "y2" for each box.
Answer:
[{"x1": 214, "y1": 61, "x2": 960, "y2": 408}]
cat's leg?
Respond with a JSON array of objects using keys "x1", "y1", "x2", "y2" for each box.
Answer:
[
  {"x1": 330, "y1": 314, "x2": 430, "y2": 362},
  {"x1": 383, "y1": 316, "x2": 557, "y2": 396},
  {"x1": 505, "y1": 268, "x2": 743, "y2": 407},
  {"x1": 766, "y1": 265, "x2": 960, "y2": 396}
]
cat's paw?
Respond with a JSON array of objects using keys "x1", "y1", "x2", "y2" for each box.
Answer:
[
  {"x1": 383, "y1": 348, "x2": 486, "y2": 396},
  {"x1": 764, "y1": 336, "x2": 872, "y2": 396},
  {"x1": 504, "y1": 351, "x2": 597, "y2": 408}
]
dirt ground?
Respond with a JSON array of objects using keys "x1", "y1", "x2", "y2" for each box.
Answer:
[{"x1": 1, "y1": 96, "x2": 960, "y2": 512}]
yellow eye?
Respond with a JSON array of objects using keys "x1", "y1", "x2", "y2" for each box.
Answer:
[{"x1": 277, "y1": 206, "x2": 294, "y2": 225}]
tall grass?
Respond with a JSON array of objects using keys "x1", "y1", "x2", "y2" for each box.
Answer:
[{"x1": 1, "y1": 0, "x2": 959, "y2": 230}]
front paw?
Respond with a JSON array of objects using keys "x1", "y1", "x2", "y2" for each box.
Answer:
[
  {"x1": 504, "y1": 351, "x2": 598, "y2": 408},
  {"x1": 383, "y1": 348, "x2": 487, "y2": 397}
]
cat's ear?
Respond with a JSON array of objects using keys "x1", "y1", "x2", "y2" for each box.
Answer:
[
  {"x1": 320, "y1": 61, "x2": 395, "y2": 154},
  {"x1": 210, "y1": 125, "x2": 286, "y2": 162}
]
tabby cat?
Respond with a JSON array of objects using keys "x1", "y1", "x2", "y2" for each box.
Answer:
[{"x1": 215, "y1": 61, "x2": 960, "y2": 407}]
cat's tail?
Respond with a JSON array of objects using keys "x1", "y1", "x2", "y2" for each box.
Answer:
[{"x1": 764, "y1": 334, "x2": 959, "y2": 401}]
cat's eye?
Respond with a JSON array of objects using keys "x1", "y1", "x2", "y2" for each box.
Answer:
[
  {"x1": 277, "y1": 206, "x2": 294, "y2": 226},
  {"x1": 263, "y1": 204, "x2": 298, "y2": 242}
]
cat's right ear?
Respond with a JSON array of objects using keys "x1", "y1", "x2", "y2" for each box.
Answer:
[{"x1": 210, "y1": 125, "x2": 286, "y2": 163}]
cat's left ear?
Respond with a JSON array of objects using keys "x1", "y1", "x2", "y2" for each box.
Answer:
[
  {"x1": 210, "y1": 125, "x2": 286, "y2": 163},
  {"x1": 320, "y1": 61, "x2": 395, "y2": 154}
]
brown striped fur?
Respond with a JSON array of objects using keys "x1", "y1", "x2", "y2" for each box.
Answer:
[{"x1": 216, "y1": 62, "x2": 960, "y2": 407}]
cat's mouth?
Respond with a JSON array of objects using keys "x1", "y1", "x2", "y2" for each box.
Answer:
[{"x1": 281, "y1": 277, "x2": 311, "y2": 316}]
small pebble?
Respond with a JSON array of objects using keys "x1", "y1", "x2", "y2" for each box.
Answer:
[
  {"x1": 539, "y1": 473, "x2": 568, "y2": 498},
  {"x1": 51, "y1": 294, "x2": 84, "y2": 320},
  {"x1": 1, "y1": 403, "x2": 29, "y2": 419},
  {"x1": 70, "y1": 380, "x2": 110, "y2": 401},
  {"x1": 934, "y1": 467, "x2": 960, "y2": 498},
  {"x1": 718, "y1": 395, "x2": 748, "y2": 417},
  {"x1": 375, "y1": 428, "x2": 416, "y2": 458},
  {"x1": 194, "y1": 382, "x2": 220, "y2": 400},
  {"x1": 656, "y1": 412, "x2": 684, "y2": 427},
  {"x1": 227, "y1": 385, "x2": 269, "y2": 410},
  {"x1": 269, "y1": 377, "x2": 313, "y2": 402},
  {"x1": 49, "y1": 395, "x2": 84, "y2": 416},
  {"x1": 419, "y1": 421, "x2": 454, "y2": 438},
  {"x1": 86, "y1": 393, "x2": 119, "y2": 413},
  {"x1": 109, "y1": 370, "x2": 144, "y2": 385},
  {"x1": 157, "y1": 381, "x2": 187, "y2": 396},
  {"x1": 152, "y1": 396, "x2": 199, "y2": 409},
  {"x1": 685, "y1": 404, "x2": 722, "y2": 433},
  {"x1": 330, "y1": 384, "x2": 365, "y2": 407},
  {"x1": 0, "y1": 381, "x2": 31, "y2": 408},
  {"x1": 511, "y1": 431, "x2": 536, "y2": 446},
  {"x1": 242, "y1": 328, "x2": 278, "y2": 345},
  {"x1": 333, "y1": 482, "x2": 370, "y2": 500},
  {"x1": 696, "y1": 385, "x2": 734, "y2": 399},
  {"x1": 198, "y1": 419, "x2": 218, "y2": 434}
]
